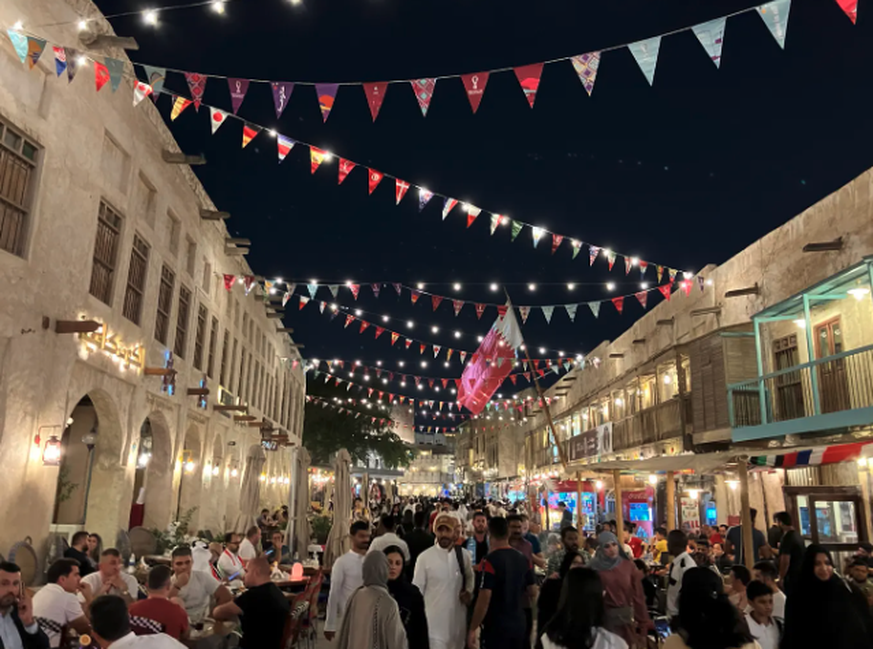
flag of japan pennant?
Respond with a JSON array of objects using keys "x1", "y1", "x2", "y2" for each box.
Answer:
[
  {"x1": 133, "y1": 81, "x2": 153, "y2": 106},
  {"x1": 410, "y1": 78, "x2": 436, "y2": 116},
  {"x1": 565, "y1": 303, "x2": 578, "y2": 321},
  {"x1": 419, "y1": 344, "x2": 426, "y2": 355},
  {"x1": 452, "y1": 300, "x2": 464, "y2": 316},
  {"x1": 395, "y1": 179, "x2": 410, "y2": 204},
  {"x1": 757, "y1": 0, "x2": 792, "y2": 48},
  {"x1": 310, "y1": 147, "x2": 327, "y2": 173},
  {"x1": 589, "y1": 245, "x2": 601, "y2": 266},
  {"x1": 228, "y1": 78, "x2": 250, "y2": 114},
  {"x1": 410, "y1": 290, "x2": 421, "y2": 305},
  {"x1": 210, "y1": 107, "x2": 228, "y2": 133},
  {"x1": 391, "y1": 332, "x2": 399, "y2": 346},
  {"x1": 316, "y1": 83, "x2": 339, "y2": 122},
  {"x1": 271, "y1": 82, "x2": 294, "y2": 118},
  {"x1": 94, "y1": 61, "x2": 110, "y2": 92},
  {"x1": 338, "y1": 158, "x2": 356, "y2": 184},
  {"x1": 431, "y1": 295, "x2": 443, "y2": 311},
  {"x1": 419, "y1": 188, "x2": 434, "y2": 211},
  {"x1": 52, "y1": 46, "x2": 67, "y2": 76},
  {"x1": 344, "y1": 314, "x2": 354, "y2": 328},
  {"x1": 519, "y1": 306, "x2": 531, "y2": 323},
  {"x1": 475, "y1": 304, "x2": 485, "y2": 320},
  {"x1": 277, "y1": 135, "x2": 295, "y2": 163},
  {"x1": 461, "y1": 72, "x2": 489, "y2": 112},
  {"x1": 242, "y1": 123, "x2": 261, "y2": 148},
  {"x1": 374, "y1": 327, "x2": 385, "y2": 339},
  {"x1": 490, "y1": 214, "x2": 501, "y2": 235},
  {"x1": 433, "y1": 346, "x2": 441, "y2": 358},
  {"x1": 570, "y1": 52, "x2": 601, "y2": 96},
  {"x1": 184, "y1": 72, "x2": 206, "y2": 110},
  {"x1": 514, "y1": 63, "x2": 544, "y2": 107},
  {"x1": 589, "y1": 302, "x2": 601, "y2": 318},
  {"x1": 371, "y1": 283, "x2": 381, "y2": 298},
  {"x1": 368, "y1": 169, "x2": 384, "y2": 194},
  {"x1": 542, "y1": 306, "x2": 555, "y2": 323},
  {"x1": 359, "y1": 321, "x2": 370, "y2": 334},
  {"x1": 607, "y1": 250, "x2": 616, "y2": 271},
  {"x1": 628, "y1": 36, "x2": 662, "y2": 85},
  {"x1": 363, "y1": 82, "x2": 388, "y2": 120},
  {"x1": 171, "y1": 97, "x2": 192, "y2": 121},
  {"x1": 442, "y1": 198, "x2": 458, "y2": 220},
  {"x1": 466, "y1": 206, "x2": 481, "y2": 228},
  {"x1": 405, "y1": 339, "x2": 413, "y2": 349},
  {"x1": 636, "y1": 291, "x2": 649, "y2": 309},
  {"x1": 691, "y1": 17, "x2": 727, "y2": 68},
  {"x1": 611, "y1": 296, "x2": 624, "y2": 314},
  {"x1": 551, "y1": 234, "x2": 563, "y2": 254},
  {"x1": 299, "y1": 296, "x2": 310, "y2": 310},
  {"x1": 659, "y1": 285, "x2": 672, "y2": 301},
  {"x1": 223, "y1": 274, "x2": 236, "y2": 291},
  {"x1": 349, "y1": 284, "x2": 360, "y2": 300}
]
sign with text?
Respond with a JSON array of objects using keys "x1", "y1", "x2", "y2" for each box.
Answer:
[{"x1": 569, "y1": 422, "x2": 613, "y2": 462}]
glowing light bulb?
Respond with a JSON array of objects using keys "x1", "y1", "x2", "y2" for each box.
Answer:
[
  {"x1": 567, "y1": 283, "x2": 576, "y2": 290},
  {"x1": 211, "y1": 1, "x2": 225, "y2": 14},
  {"x1": 323, "y1": 151, "x2": 333, "y2": 161},
  {"x1": 454, "y1": 331, "x2": 461, "y2": 339},
  {"x1": 477, "y1": 335, "x2": 484, "y2": 342},
  {"x1": 490, "y1": 283, "x2": 499, "y2": 292},
  {"x1": 420, "y1": 361, "x2": 427, "y2": 368},
  {"x1": 376, "y1": 360, "x2": 382, "y2": 366},
  {"x1": 606, "y1": 282, "x2": 615, "y2": 291},
  {"x1": 528, "y1": 283, "x2": 536, "y2": 291},
  {"x1": 407, "y1": 321, "x2": 414, "y2": 329},
  {"x1": 641, "y1": 282, "x2": 649, "y2": 289},
  {"x1": 431, "y1": 326, "x2": 439, "y2": 334},
  {"x1": 142, "y1": 9, "x2": 158, "y2": 25},
  {"x1": 77, "y1": 19, "x2": 88, "y2": 30},
  {"x1": 453, "y1": 283, "x2": 461, "y2": 291},
  {"x1": 398, "y1": 361, "x2": 405, "y2": 367},
  {"x1": 354, "y1": 309, "x2": 362, "y2": 316},
  {"x1": 382, "y1": 315, "x2": 389, "y2": 322}
]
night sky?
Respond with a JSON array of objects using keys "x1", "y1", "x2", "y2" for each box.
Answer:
[{"x1": 93, "y1": 0, "x2": 873, "y2": 428}]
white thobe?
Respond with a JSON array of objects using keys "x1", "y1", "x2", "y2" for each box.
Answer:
[
  {"x1": 413, "y1": 545, "x2": 471, "y2": 649},
  {"x1": 325, "y1": 550, "x2": 366, "y2": 633}
]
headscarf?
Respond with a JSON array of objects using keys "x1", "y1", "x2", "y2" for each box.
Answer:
[
  {"x1": 588, "y1": 531, "x2": 628, "y2": 572},
  {"x1": 362, "y1": 551, "x2": 389, "y2": 590}
]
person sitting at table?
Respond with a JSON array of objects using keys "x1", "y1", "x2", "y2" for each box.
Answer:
[
  {"x1": 80, "y1": 550, "x2": 138, "y2": 605},
  {"x1": 168, "y1": 547, "x2": 231, "y2": 624},
  {"x1": 64, "y1": 532, "x2": 96, "y2": 578},
  {"x1": 0, "y1": 561, "x2": 50, "y2": 649},
  {"x1": 238, "y1": 527, "x2": 260, "y2": 568},
  {"x1": 212, "y1": 557, "x2": 289, "y2": 649},
  {"x1": 90, "y1": 595, "x2": 185, "y2": 649},
  {"x1": 32, "y1": 559, "x2": 93, "y2": 648},
  {"x1": 266, "y1": 531, "x2": 291, "y2": 565},
  {"x1": 129, "y1": 566, "x2": 189, "y2": 641},
  {"x1": 217, "y1": 533, "x2": 245, "y2": 581}
]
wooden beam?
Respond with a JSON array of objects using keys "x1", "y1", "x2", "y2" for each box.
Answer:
[
  {"x1": 79, "y1": 34, "x2": 139, "y2": 50},
  {"x1": 186, "y1": 388, "x2": 209, "y2": 396},
  {"x1": 666, "y1": 471, "x2": 676, "y2": 531},
  {"x1": 276, "y1": 328, "x2": 295, "y2": 334},
  {"x1": 144, "y1": 367, "x2": 174, "y2": 376},
  {"x1": 161, "y1": 150, "x2": 206, "y2": 165},
  {"x1": 225, "y1": 248, "x2": 249, "y2": 256},
  {"x1": 55, "y1": 320, "x2": 101, "y2": 334},
  {"x1": 632, "y1": 339, "x2": 646, "y2": 344},
  {"x1": 608, "y1": 353, "x2": 624, "y2": 359},
  {"x1": 738, "y1": 458, "x2": 755, "y2": 570},
  {"x1": 200, "y1": 209, "x2": 230, "y2": 220},
  {"x1": 233, "y1": 415, "x2": 257, "y2": 422},
  {"x1": 725, "y1": 284, "x2": 760, "y2": 298},
  {"x1": 213, "y1": 404, "x2": 248, "y2": 412},
  {"x1": 614, "y1": 470, "x2": 624, "y2": 542},
  {"x1": 266, "y1": 313, "x2": 283, "y2": 319},
  {"x1": 657, "y1": 319, "x2": 674, "y2": 326},
  {"x1": 803, "y1": 237, "x2": 843, "y2": 252},
  {"x1": 225, "y1": 237, "x2": 251, "y2": 246}
]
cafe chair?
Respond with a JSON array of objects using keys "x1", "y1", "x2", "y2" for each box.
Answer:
[
  {"x1": 281, "y1": 593, "x2": 309, "y2": 649},
  {"x1": 130, "y1": 616, "x2": 166, "y2": 636}
]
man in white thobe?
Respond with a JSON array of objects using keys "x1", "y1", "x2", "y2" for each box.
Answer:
[
  {"x1": 324, "y1": 521, "x2": 371, "y2": 642},
  {"x1": 413, "y1": 513, "x2": 473, "y2": 649}
]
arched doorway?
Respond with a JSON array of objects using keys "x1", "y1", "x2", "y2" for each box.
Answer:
[
  {"x1": 176, "y1": 424, "x2": 203, "y2": 530},
  {"x1": 130, "y1": 412, "x2": 174, "y2": 531},
  {"x1": 203, "y1": 433, "x2": 225, "y2": 533}
]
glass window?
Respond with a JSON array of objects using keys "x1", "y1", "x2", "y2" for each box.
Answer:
[
  {"x1": 815, "y1": 500, "x2": 858, "y2": 544},
  {"x1": 89, "y1": 201, "x2": 123, "y2": 305}
]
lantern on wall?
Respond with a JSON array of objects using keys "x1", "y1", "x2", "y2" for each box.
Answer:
[{"x1": 42, "y1": 436, "x2": 62, "y2": 466}]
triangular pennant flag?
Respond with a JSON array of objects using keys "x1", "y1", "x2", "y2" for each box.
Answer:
[
  {"x1": 133, "y1": 81, "x2": 153, "y2": 106},
  {"x1": 26, "y1": 37, "x2": 47, "y2": 70},
  {"x1": 395, "y1": 179, "x2": 410, "y2": 204},
  {"x1": 315, "y1": 83, "x2": 339, "y2": 121},
  {"x1": 571, "y1": 240, "x2": 582, "y2": 259},
  {"x1": 835, "y1": 0, "x2": 857, "y2": 22},
  {"x1": 636, "y1": 291, "x2": 649, "y2": 309},
  {"x1": 104, "y1": 57, "x2": 124, "y2": 92},
  {"x1": 371, "y1": 283, "x2": 381, "y2": 298},
  {"x1": 588, "y1": 302, "x2": 601, "y2": 318},
  {"x1": 511, "y1": 220, "x2": 523, "y2": 242},
  {"x1": 243, "y1": 276, "x2": 256, "y2": 295},
  {"x1": 310, "y1": 146, "x2": 327, "y2": 174},
  {"x1": 452, "y1": 300, "x2": 464, "y2": 316},
  {"x1": 565, "y1": 303, "x2": 578, "y2": 322},
  {"x1": 459, "y1": 353, "x2": 467, "y2": 365},
  {"x1": 639, "y1": 261, "x2": 648, "y2": 277},
  {"x1": 510, "y1": 375, "x2": 518, "y2": 385},
  {"x1": 307, "y1": 284, "x2": 319, "y2": 299},
  {"x1": 681, "y1": 280, "x2": 693, "y2": 297},
  {"x1": 442, "y1": 198, "x2": 458, "y2": 220},
  {"x1": 405, "y1": 339, "x2": 413, "y2": 349},
  {"x1": 659, "y1": 285, "x2": 672, "y2": 301},
  {"x1": 542, "y1": 306, "x2": 555, "y2": 323},
  {"x1": 446, "y1": 349, "x2": 453, "y2": 361},
  {"x1": 465, "y1": 206, "x2": 481, "y2": 228},
  {"x1": 171, "y1": 96, "x2": 192, "y2": 121},
  {"x1": 363, "y1": 82, "x2": 388, "y2": 120},
  {"x1": 607, "y1": 250, "x2": 616, "y2": 271},
  {"x1": 359, "y1": 321, "x2": 370, "y2": 334},
  {"x1": 391, "y1": 332, "x2": 399, "y2": 346},
  {"x1": 431, "y1": 295, "x2": 443, "y2": 311},
  {"x1": 461, "y1": 72, "x2": 490, "y2": 112},
  {"x1": 338, "y1": 158, "x2": 356, "y2": 184},
  {"x1": 374, "y1": 326, "x2": 385, "y2": 339},
  {"x1": 433, "y1": 346, "x2": 441, "y2": 359},
  {"x1": 242, "y1": 123, "x2": 261, "y2": 148},
  {"x1": 223, "y1": 274, "x2": 236, "y2": 291},
  {"x1": 327, "y1": 285, "x2": 339, "y2": 299},
  {"x1": 490, "y1": 214, "x2": 501, "y2": 235},
  {"x1": 418, "y1": 188, "x2": 434, "y2": 211},
  {"x1": 7, "y1": 30, "x2": 28, "y2": 64},
  {"x1": 142, "y1": 65, "x2": 166, "y2": 98},
  {"x1": 625, "y1": 256, "x2": 632, "y2": 275},
  {"x1": 393, "y1": 283, "x2": 402, "y2": 296},
  {"x1": 227, "y1": 78, "x2": 250, "y2": 114},
  {"x1": 657, "y1": 266, "x2": 664, "y2": 283},
  {"x1": 64, "y1": 47, "x2": 80, "y2": 83},
  {"x1": 368, "y1": 169, "x2": 384, "y2": 195},
  {"x1": 519, "y1": 306, "x2": 531, "y2": 323},
  {"x1": 184, "y1": 72, "x2": 206, "y2": 110},
  {"x1": 277, "y1": 134, "x2": 295, "y2": 163},
  {"x1": 319, "y1": 301, "x2": 327, "y2": 314},
  {"x1": 410, "y1": 78, "x2": 436, "y2": 116},
  {"x1": 271, "y1": 81, "x2": 294, "y2": 118},
  {"x1": 531, "y1": 227, "x2": 545, "y2": 248},
  {"x1": 410, "y1": 290, "x2": 421, "y2": 305},
  {"x1": 344, "y1": 314, "x2": 354, "y2": 328},
  {"x1": 299, "y1": 296, "x2": 310, "y2": 310},
  {"x1": 349, "y1": 284, "x2": 361, "y2": 300},
  {"x1": 514, "y1": 63, "x2": 544, "y2": 107},
  {"x1": 628, "y1": 36, "x2": 662, "y2": 85},
  {"x1": 669, "y1": 268, "x2": 678, "y2": 283},
  {"x1": 589, "y1": 245, "x2": 601, "y2": 266},
  {"x1": 94, "y1": 61, "x2": 110, "y2": 92},
  {"x1": 691, "y1": 18, "x2": 727, "y2": 68},
  {"x1": 52, "y1": 46, "x2": 67, "y2": 76},
  {"x1": 419, "y1": 344, "x2": 426, "y2": 355},
  {"x1": 210, "y1": 107, "x2": 229, "y2": 134},
  {"x1": 570, "y1": 52, "x2": 601, "y2": 96},
  {"x1": 475, "y1": 304, "x2": 485, "y2": 320},
  {"x1": 757, "y1": 0, "x2": 791, "y2": 49},
  {"x1": 551, "y1": 234, "x2": 563, "y2": 254},
  {"x1": 611, "y1": 296, "x2": 624, "y2": 314}
]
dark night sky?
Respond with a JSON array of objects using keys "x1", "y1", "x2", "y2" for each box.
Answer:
[{"x1": 94, "y1": 0, "x2": 873, "y2": 425}]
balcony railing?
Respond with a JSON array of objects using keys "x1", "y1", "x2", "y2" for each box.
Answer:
[
  {"x1": 613, "y1": 398, "x2": 687, "y2": 451},
  {"x1": 728, "y1": 344, "x2": 873, "y2": 438}
]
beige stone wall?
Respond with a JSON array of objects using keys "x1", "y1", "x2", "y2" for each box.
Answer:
[{"x1": 0, "y1": 0, "x2": 306, "y2": 566}]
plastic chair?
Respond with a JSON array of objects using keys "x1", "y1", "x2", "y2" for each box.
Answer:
[{"x1": 130, "y1": 616, "x2": 165, "y2": 636}]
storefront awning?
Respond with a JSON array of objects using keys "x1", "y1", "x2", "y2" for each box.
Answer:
[
  {"x1": 567, "y1": 451, "x2": 738, "y2": 474},
  {"x1": 749, "y1": 440, "x2": 873, "y2": 468}
]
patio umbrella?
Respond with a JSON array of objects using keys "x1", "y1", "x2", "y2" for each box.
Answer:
[
  {"x1": 285, "y1": 447, "x2": 312, "y2": 560},
  {"x1": 232, "y1": 444, "x2": 267, "y2": 533},
  {"x1": 323, "y1": 449, "x2": 352, "y2": 568}
]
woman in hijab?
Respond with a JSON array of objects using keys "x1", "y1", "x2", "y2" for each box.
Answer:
[
  {"x1": 337, "y1": 551, "x2": 408, "y2": 649},
  {"x1": 588, "y1": 532, "x2": 651, "y2": 648},
  {"x1": 781, "y1": 544, "x2": 873, "y2": 649},
  {"x1": 665, "y1": 567, "x2": 758, "y2": 649},
  {"x1": 538, "y1": 550, "x2": 585, "y2": 636},
  {"x1": 383, "y1": 545, "x2": 429, "y2": 649}
]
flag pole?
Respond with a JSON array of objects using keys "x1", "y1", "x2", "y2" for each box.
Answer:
[{"x1": 504, "y1": 290, "x2": 569, "y2": 473}]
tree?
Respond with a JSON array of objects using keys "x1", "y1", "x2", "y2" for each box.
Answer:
[{"x1": 303, "y1": 385, "x2": 414, "y2": 469}]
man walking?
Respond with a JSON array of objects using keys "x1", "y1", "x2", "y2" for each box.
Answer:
[
  {"x1": 465, "y1": 512, "x2": 489, "y2": 568},
  {"x1": 774, "y1": 511, "x2": 803, "y2": 594},
  {"x1": 405, "y1": 511, "x2": 435, "y2": 578},
  {"x1": 367, "y1": 514, "x2": 410, "y2": 561},
  {"x1": 414, "y1": 512, "x2": 473, "y2": 649},
  {"x1": 547, "y1": 526, "x2": 581, "y2": 575},
  {"x1": 506, "y1": 515, "x2": 536, "y2": 648},
  {"x1": 324, "y1": 521, "x2": 370, "y2": 642}
]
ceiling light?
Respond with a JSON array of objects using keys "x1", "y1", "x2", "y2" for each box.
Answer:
[
  {"x1": 567, "y1": 283, "x2": 575, "y2": 290},
  {"x1": 849, "y1": 287, "x2": 870, "y2": 301}
]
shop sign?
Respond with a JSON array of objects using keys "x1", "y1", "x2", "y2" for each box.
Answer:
[
  {"x1": 569, "y1": 422, "x2": 613, "y2": 462},
  {"x1": 681, "y1": 496, "x2": 701, "y2": 531}
]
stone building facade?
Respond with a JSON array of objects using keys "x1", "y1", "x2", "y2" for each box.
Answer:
[{"x1": 0, "y1": 0, "x2": 305, "y2": 558}]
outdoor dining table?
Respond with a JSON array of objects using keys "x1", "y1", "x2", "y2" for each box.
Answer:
[{"x1": 142, "y1": 554, "x2": 172, "y2": 566}]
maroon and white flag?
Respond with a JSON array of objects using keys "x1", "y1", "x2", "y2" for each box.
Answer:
[{"x1": 457, "y1": 305, "x2": 523, "y2": 416}]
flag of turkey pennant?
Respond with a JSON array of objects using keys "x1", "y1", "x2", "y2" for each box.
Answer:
[
  {"x1": 432, "y1": 295, "x2": 443, "y2": 311},
  {"x1": 368, "y1": 169, "x2": 384, "y2": 194},
  {"x1": 242, "y1": 123, "x2": 260, "y2": 148},
  {"x1": 513, "y1": 63, "x2": 544, "y2": 107},
  {"x1": 338, "y1": 158, "x2": 356, "y2": 184},
  {"x1": 310, "y1": 146, "x2": 327, "y2": 173},
  {"x1": 612, "y1": 296, "x2": 624, "y2": 314},
  {"x1": 461, "y1": 72, "x2": 490, "y2": 113},
  {"x1": 395, "y1": 179, "x2": 410, "y2": 204},
  {"x1": 363, "y1": 82, "x2": 388, "y2": 120}
]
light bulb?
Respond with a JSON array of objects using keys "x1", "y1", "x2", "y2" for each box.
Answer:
[
  {"x1": 407, "y1": 321, "x2": 414, "y2": 329},
  {"x1": 354, "y1": 309, "x2": 362, "y2": 316},
  {"x1": 431, "y1": 326, "x2": 439, "y2": 334},
  {"x1": 567, "y1": 283, "x2": 575, "y2": 290},
  {"x1": 398, "y1": 361, "x2": 405, "y2": 367},
  {"x1": 477, "y1": 335, "x2": 484, "y2": 342},
  {"x1": 211, "y1": 1, "x2": 225, "y2": 14},
  {"x1": 453, "y1": 283, "x2": 461, "y2": 291},
  {"x1": 641, "y1": 282, "x2": 649, "y2": 289},
  {"x1": 77, "y1": 19, "x2": 88, "y2": 30},
  {"x1": 538, "y1": 347, "x2": 546, "y2": 354},
  {"x1": 454, "y1": 331, "x2": 461, "y2": 338},
  {"x1": 490, "y1": 283, "x2": 499, "y2": 292},
  {"x1": 606, "y1": 282, "x2": 615, "y2": 291},
  {"x1": 382, "y1": 315, "x2": 389, "y2": 322},
  {"x1": 528, "y1": 283, "x2": 536, "y2": 291},
  {"x1": 142, "y1": 9, "x2": 158, "y2": 25},
  {"x1": 416, "y1": 282, "x2": 425, "y2": 289}
]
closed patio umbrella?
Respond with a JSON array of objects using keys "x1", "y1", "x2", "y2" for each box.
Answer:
[
  {"x1": 323, "y1": 449, "x2": 352, "y2": 569},
  {"x1": 232, "y1": 444, "x2": 267, "y2": 533},
  {"x1": 285, "y1": 447, "x2": 312, "y2": 559}
]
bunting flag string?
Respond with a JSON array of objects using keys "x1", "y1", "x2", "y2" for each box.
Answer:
[{"x1": 307, "y1": 393, "x2": 472, "y2": 424}]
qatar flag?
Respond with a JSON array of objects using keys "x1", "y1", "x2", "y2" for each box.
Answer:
[{"x1": 457, "y1": 305, "x2": 523, "y2": 416}]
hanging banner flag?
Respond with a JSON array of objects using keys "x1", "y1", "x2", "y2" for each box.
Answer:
[
  {"x1": 475, "y1": 304, "x2": 486, "y2": 320},
  {"x1": 26, "y1": 37, "x2": 47, "y2": 69},
  {"x1": 349, "y1": 284, "x2": 361, "y2": 300},
  {"x1": 628, "y1": 36, "x2": 662, "y2": 85},
  {"x1": 94, "y1": 61, "x2": 110, "y2": 92},
  {"x1": 465, "y1": 206, "x2": 481, "y2": 228},
  {"x1": 310, "y1": 146, "x2": 327, "y2": 173},
  {"x1": 242, "y1": 123, "x2": 260, "y2": 148},
  {"x1": 419, "y1": 188, "x2": 434, "y2": 211},
  {"x1": 419, "y1": 344, "x2": 426, "y2": 355},
  {"x1": 519, "y1": 306, "x2": 530, "y2": 323},
  {"x1": 363, "y1": 82, "x2": 388, "y2": 120},
  {"x1": 368, "y1": 169, "x2": 384, "y2": 195},
  {"x1": 390, "y1": 332, "x2": 399, "y2": 346},
  {"x1": 461, "y1": 72, "x2": 490, "y2": 112},
  {"x1": 564, "y1": 303, "x2": 578, "y2": 321},
  {"x1": 607, "y1": 250, "x2": 616, "y2": 270},
  {"x1": 359, "y1": 321, "x2": 370, "y2": 334},
  {"x1": 271, "y1": 81, "x2": 294, "y2": 118},
  {"x1": 52, "y1": 46, "x2": 66, "y2": 76},
  {"x1": 411, "y1": 78, "x2": 436, "y2": 116},
  {"x1": 511, "y1": 220, "x2": 524, "y2": 242},
  {"x1": 588, "y1": 246, "x2": 601, "y2": 266},
  {"x1": 344, "y1": 314, "x2": 354, "y2": 328},
  {"x1": 143, "y1": 65, "x2": 166, "y2": 98},
  {"x1": 133, "y1": 81, "x2": 153, "y2": 106},
  {"x1": 432, "y1": 295, "x2": 444, "y2": 311},
  {"x1": 338, "y1": 158, "x2": 356, "y2": 184},
  {"x1": 228, "y1": 78, "x2": 250, "y2": 114},
  {"x1": 570, "y1": 52, "x2": 601, "y2": 96},
  {"x1": 442, "y1": 198, "x2": 458, "y2": 220},
  {"x1": 7, "y1": 30, "x2": 28, "y2": 64},
  {"x1": 243, "y1": 276, "x2": 256, "y2": 295},
  {"x1": 210, "y1": 107, "x2": 228, "y2": 134},
  {"x1": 105, "y1": 57, "x2": 124, "y2": 92},
  {"x1": 635, "y1": 291, "x2": 649, "y2": 309},
  {"x1": 405, "y1": 339, "x2": 413, "y2": 349},
  {"x1": 681, "y1": 280, "x2": 693, "y2": 297},
  {"x1": 410, "y1": 290, "x2": 421, "y2": 305},
  {"x1": 490, "y1": 214, "x2": 501, "y2": 235},
  {"x1": 282, "y1": 291, "x2": 292, "y2": 307},
  {"x1": 571, "y1": 240, "x2": 582, "y2": 259},
  {"x1": 457, "y1": 306, "x2": 523, "y2": 416},
  {"x1": 692, "y1": 18, "x2": 727, "y2": 67},
  {"x1": 611, "y1": 296, "x2": 624, "y2": 314},
  {"x1": 374, "y1": 326, "x2": 385, "y2": 339},
  {"x1": 542, "y1": 306, "x2": 555, "y2": 323},
  {"x1": 393, "y1": 283, "x2": 402, "y2": 296},
  {"x1": 396, "y1": 179, "x2": 410, "y2": 204},
  {"x1": 514, "y1": 63, "x2": 544, "y2": 107},
  {"x1": 453, "y1": 300, "x2": 464, "y2": 316},
  {"x1": 64, "y1": 49, "x2": 80, "y2": 83},
  {"x1": 223, "y1": 274, "x2": 236, "y2": 291},
  {"x1": 277, "y1": 134, "x2": 295, "y2": 162},
  {"x1": 625, "y1": 257, "x2": 632, "y2": 275},
  {"x1": 835, "y1": 0, "x2": 857, "y2": 22},
  {"x1": 639, "y1": 261, "x2": 648, "y2": 276},
  {"x1": 551, "y1": 234, "x2": 563, "y2": 254},
  {"x1": 757, "y1": 0, "x2": 791, "y2": 49},
  {"x1": 184, "y1": 72, "x2": 206, "y2": 110},
  {"x1": 371, "y1": 283, "x2": 381, "y2": 298},
  {"x1": 315, "y1": 83, "x2": 339, "y2": 121},
  {"x1": 588, "y1": 302, "x2": 601, "y2": 318},
  {"x1": 433, "y1": 345, "x2": 441, "y2": 358},
  {"x1": 659, "y1": 285, "x2": 672, "y2": 301},
  {"x1": 171, "y1": 96, "x2": 192, "y2": 121}
]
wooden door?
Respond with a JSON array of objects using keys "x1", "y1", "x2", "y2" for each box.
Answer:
[
  {"x1": 814, "y1": 318, "x2": 850, "y2": 413},
  {"x1": 783, "y1": 485, "x2": 868, "y2": 554}
]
